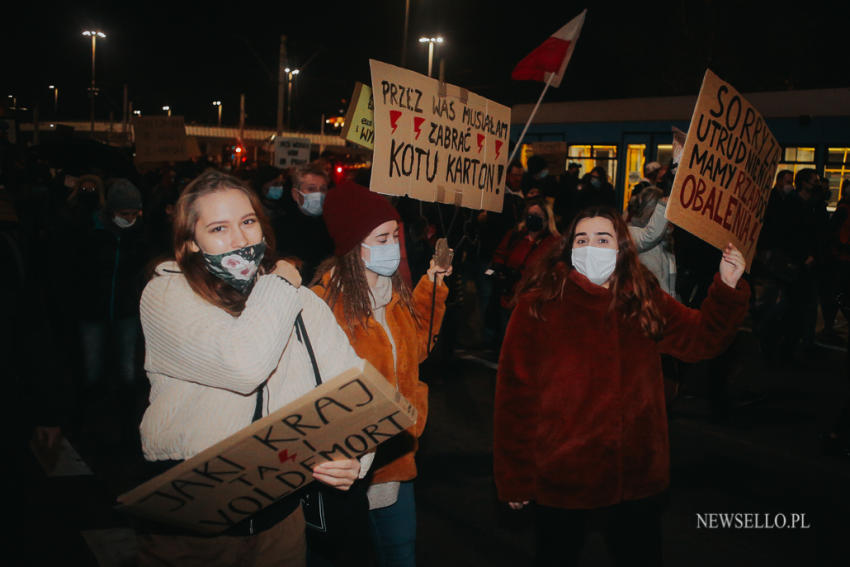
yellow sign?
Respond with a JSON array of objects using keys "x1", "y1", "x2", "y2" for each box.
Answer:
[{"x1": 341, "y1": 82, "x2": 374, "y2": 150}]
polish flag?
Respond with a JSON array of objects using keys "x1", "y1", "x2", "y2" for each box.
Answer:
[{"x1": 511, "y1": 9, "x2": 587, "y2": 88}]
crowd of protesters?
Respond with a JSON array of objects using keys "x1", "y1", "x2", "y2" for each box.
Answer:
[{"x1": 2, "y1": 128, "x2": 848, "y2": 566}]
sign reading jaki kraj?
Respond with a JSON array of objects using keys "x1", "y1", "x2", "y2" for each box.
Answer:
[
  {"x1": 666, "y1": 70, "x2": 780, "y2": 268},
  {"x1": 117, "y1": 363, "x2": 416, "y2": 535},
  {"x1": 369, "y1": 59, "x2": 511, "y2": 213}
]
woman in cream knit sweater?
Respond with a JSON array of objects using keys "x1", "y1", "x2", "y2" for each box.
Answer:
[{"x1": 137, "y1": 170, "x2": 364, "y2": 567}]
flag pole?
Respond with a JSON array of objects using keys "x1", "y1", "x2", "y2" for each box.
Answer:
[{"x1": 507, "y1": 72, "x2": 555, "y2": 164}]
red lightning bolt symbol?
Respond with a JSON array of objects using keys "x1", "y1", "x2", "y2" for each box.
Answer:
[
  {"x1": 477, "y1": 134, "x2": 485, "y2": 153},
  {"x1": 278, "y1": 449, "x2": 297, "y2": 463},
  {"x1": 389, "y1": 110, "x2": 402, "y2": 134},
  {"x1": 495, "y1": 140, "x2": 503, "y2": 159},
  {"x1": 413, "y1": 117, "x2": 425, "y2": 140}
]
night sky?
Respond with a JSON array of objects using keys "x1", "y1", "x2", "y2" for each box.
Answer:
[{"x1": 4, "y1": 1, "x2": 848, "y2": 130}]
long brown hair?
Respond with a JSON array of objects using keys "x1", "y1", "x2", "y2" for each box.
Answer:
[
  {"x1": 171, "y1": 169, "x2": 278, "y2": 316},
  {"x1": 514, "y1": 206, "x2": 667, "y2": 340},
  {"x1": 311, "y1": 246, "x2": 419, "y2": 334}
]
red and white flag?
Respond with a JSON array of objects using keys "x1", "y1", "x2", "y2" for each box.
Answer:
[{"x1": 511, "y1": 9, "x2": 587, "y2": 88}]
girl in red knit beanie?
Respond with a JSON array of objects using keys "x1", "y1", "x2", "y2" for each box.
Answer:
[{"x1": 312, "y1": 181, "x2": 451, "y2": 566}]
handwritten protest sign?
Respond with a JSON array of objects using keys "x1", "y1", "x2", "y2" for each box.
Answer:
[
  {"x1": 666, "y1": 70, "x2": 780, "y2": 268},
  {"x1": 274, "y1": 137, "x2": 312, "y2": 168},
  {"x1": 117, "y1": 362, "x2": 415, "y2": 534},
  {"x1": 369, "y1": 59, "x2": 510, "y2": 212},
  {"x1": 341, "y1": 82, "x2": 375, "y2": 150},
  {"x1": 133, "y1": 116, "x2": 188, "y2": 164}
]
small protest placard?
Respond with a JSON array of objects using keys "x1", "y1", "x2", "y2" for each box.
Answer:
[
  {"x1": 117, "y1": 362, "x2": 415, "y2": 534},
  {"x1": 369, "y1": 59, "x2": 510, "y2": 212},
  {"x1": 666, "y1": 70, "x2": 780, "y2": 268},
  {"x1": 341, "y1": 82, "x2": 375, "y2": 150},
  {"x1": 274, "y1": 137, "x2": 312, "y2": 168},
  {"x1": 133, "y1": 117, "x2": 189, "y2": 164}
]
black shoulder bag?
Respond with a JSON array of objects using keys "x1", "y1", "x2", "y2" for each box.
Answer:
[{"x1": 293, "y1": 312, "x2": 369, "y2": 538}]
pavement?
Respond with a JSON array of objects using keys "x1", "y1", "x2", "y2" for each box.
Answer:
[{"x1": 13, "y1": 314, "x2": 850, "y2": 566}]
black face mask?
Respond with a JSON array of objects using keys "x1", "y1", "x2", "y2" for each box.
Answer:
[{"x1": 526, "y1": 214, "x2": 544, "y2": 232}]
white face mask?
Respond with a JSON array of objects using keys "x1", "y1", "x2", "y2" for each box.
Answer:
[
  {"x1": 571, "y1": 246, "x2": 618, "y2": 286},
  {"x1": 113, "y1": 215, "x2": 136, "y2": 229},
  {"x1": 781, "y1": 184, "x2": 794, "y2": 194}
]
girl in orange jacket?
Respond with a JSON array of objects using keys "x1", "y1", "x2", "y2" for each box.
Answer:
[{"x1": 313, "y1": 181, "x2": 450, "y2": 567}]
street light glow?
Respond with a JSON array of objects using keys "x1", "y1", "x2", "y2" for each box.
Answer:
[
  {"x1": 419, "y1": 36, "x2": 445, "y2": 77},
  {"x1": 82, "y1": 30, "x2": 106, "y2": 38},
  {"x1": 133, "y1": 110, "x2": 141, "y2": 116},
  {"x1": 49, "y1": 85, "x2": 55, "y2": 89},
  {"x1": 212, "y1": 100, "x2": 221, "y2": 106},
  {"x1": 162, "y1": 106, "x2": 170, "y2": 111}
]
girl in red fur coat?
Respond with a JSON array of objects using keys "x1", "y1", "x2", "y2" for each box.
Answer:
[{"x1": 494, "y1": 206, "x2": 750, "y2": 566}]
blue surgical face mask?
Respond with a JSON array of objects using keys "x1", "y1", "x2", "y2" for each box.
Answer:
[
  {"x1": 590, "y1": 177, "x2": 602, "y2": 188},
  {"x1": 266, "y1": 185, "x2": 284, "y2": 200},
  {"x1": 299, "y1": 191, "x2": 325, "y2": 216},
  {"x1": 362, "y1": 241, "x2": 401, "y2": 276}
]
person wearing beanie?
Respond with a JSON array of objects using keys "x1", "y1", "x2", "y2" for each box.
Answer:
[
  {"x1": 311, "y1": 181, "x2": 451, "y2": 567},
  {"x1": 107, "y1": 178, "x2": 144, "y2": 229},
  {"x1": 72, "y1": 177, "x2": 149, "y2": 446}
]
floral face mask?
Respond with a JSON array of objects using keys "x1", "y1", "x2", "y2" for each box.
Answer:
[{"x1": 202, "y1": 241, "x2": 267, "y2": 294}]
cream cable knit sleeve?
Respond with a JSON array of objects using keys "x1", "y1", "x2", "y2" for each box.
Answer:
[
  {"x1": 139, "y1": 262, "x2": 367, "y2": 462},
  {"x1": 140, "y1": 265, "x2": 302, "y2": 395}
]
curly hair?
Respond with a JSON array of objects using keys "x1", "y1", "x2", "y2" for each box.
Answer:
[{"x1": 514, "y1": 206, "x2": 667, "y2": 340}]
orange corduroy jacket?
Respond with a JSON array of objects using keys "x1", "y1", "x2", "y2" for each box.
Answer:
[{"x1": 312, "y1": 273, "x2": 448, "y2": 483}]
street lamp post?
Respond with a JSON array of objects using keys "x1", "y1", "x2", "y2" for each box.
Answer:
[
  {"x1": 284, "y1": 68, "x2": 299, "y2": 130},
  {"x1": 213, "y1": 100, "x2": 222, "y2": 126},
  {"x1": 418, "y1": 36, "x2": 443, "y2": 78},
  {"x1": 82, "y1": 30, "x2": 106, "y2": 135},
  {"x1": 48, "y1": 85, "x2": 58, "y2": 115},
  {"x1": 162, "y1": 105, "x2": 171, "y2": 117}
]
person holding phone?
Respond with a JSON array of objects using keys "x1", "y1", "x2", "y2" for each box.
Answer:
[
  {"x1": 137, "y1": 170, "x2": 364, "y2": 566},
  {"x1": 494, "y1": 206, "x2": 750, "y2": 565},
  {"x1": 311, "y1": 181, "x2": 450, "y2": 567}
]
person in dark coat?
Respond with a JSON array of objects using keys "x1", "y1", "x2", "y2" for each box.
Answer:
[
  {"x1": 494, "y1": 206, "x2": 749, "y2": 565},
  {"x1": 74, "y1": 178, "x2": 149, "y2": 438}
]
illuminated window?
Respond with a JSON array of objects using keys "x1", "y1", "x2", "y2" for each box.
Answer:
[
  {"x1": 825, "y1": 147, "x2": 849, "y2": 209},
  {"x1": 776, "y1": 147, "x2": 816, "y2": 185},
  {"x1": 567, "y1": 144, "x2": 618, "y2": 187},
  {"x1": 656, "y1": 144, "x2": 673, "y2": 167},
  {"x1": 623, "y1": 144, "x2": 646, "y2": 209}
]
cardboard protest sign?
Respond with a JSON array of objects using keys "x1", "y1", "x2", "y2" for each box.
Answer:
[
  {"x1": 666, "y1": 70, "x2": 780, "y2": 268},
  {"x1": 133, "y1": 116, "x2": 189, "y2": 164},
  {"x1": 117, "y1": 362, "x2": 415, "y2": 534},
  {"x1": 341, "y1": 82, "x2": 375, "y2": 150},
  {"x1": 369, "y1": 59, "x2": 510, "y2": 212},
  {"x1": 274, "y1": 137, "x2": 312, "y2": 168}
]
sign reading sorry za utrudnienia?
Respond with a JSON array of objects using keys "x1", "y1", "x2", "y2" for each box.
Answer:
[
  {"x1": 369, "y1": 59, "x2": 510, "y2": 213},
  {"x1": 117, "y1": 362, "x2": 416, "y2": 534},
  {"x1": 666, "y1": 70, "x2": 780, "y2": 268}
]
